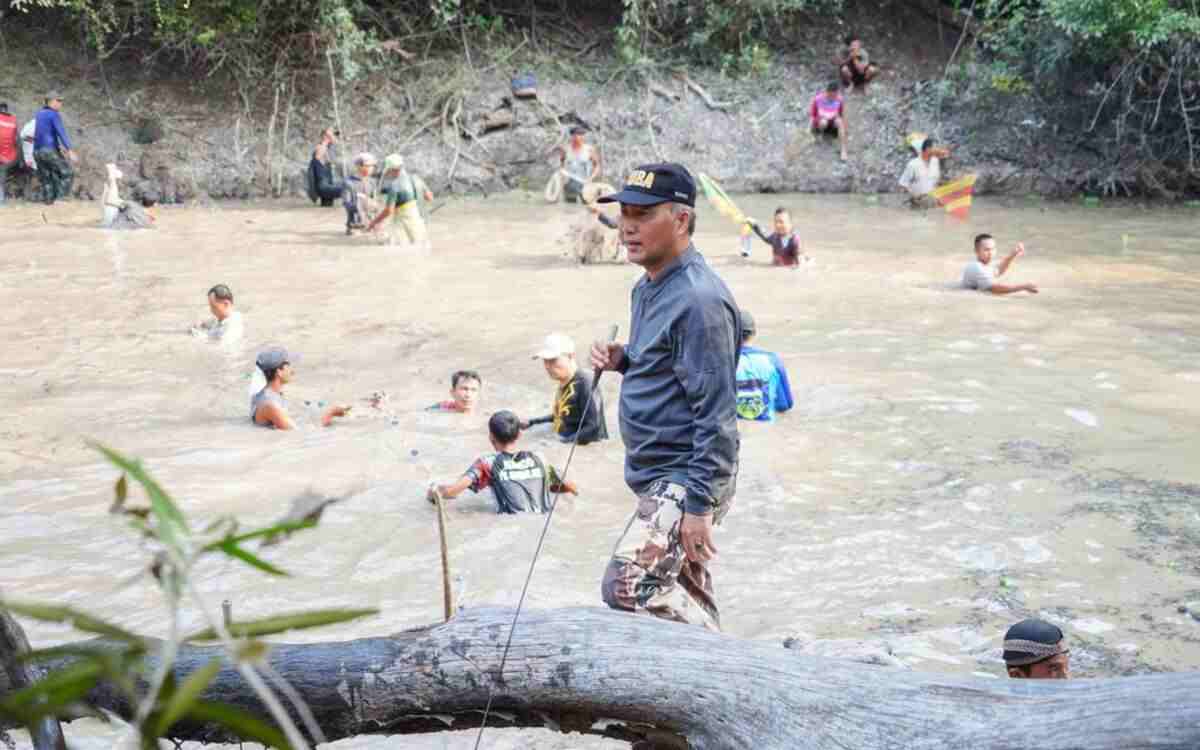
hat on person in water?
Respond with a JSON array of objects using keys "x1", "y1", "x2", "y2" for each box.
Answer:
[
  {"x1": 46, "y1": 91, "x2": 64, "y2": 102},
  {"x1": 256, "y1": 346, "x2": 299, "y2": 373},
  {"x1": 533, "y1": 333, "x2": 576, "y2": 360},
  {"x1": 383, "y1": 154, "x2": 404, "y2": 171},
  {"x1": 1002, "y1": 618, "x2": 1068, "y2": 667},
  {"x1": 739, "y1": 309, "x2": 757, "y2": 338},
  {"x1": 353, "y1": 152, "x2": 377, "y2": 167},
  {"x1": 598, "y1": 162, "x2": 696, "y2": 208}
]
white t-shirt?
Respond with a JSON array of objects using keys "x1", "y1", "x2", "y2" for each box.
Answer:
[
  {"x1": 962, "y1": 260, "x2": 994, "y2": 291},
  {"x1": 20, "y1": 120, "x2": 36, "y2": 169},
  {"x1": 197, "y1": 310, "x2": 244, "y2": 344},
  {"x1": 563, "y1": 143, "x2": 594, "y2": 184},
  {"x1": 899, "y1": 156, "x2": 941, "y2": 196}
]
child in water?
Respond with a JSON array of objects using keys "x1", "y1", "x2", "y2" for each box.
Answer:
[{"x1": 744, "y1": 207, "x2": 810, "y2": 267}]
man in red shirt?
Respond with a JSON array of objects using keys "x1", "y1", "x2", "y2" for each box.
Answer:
[
  {"x1": 0, "y1": 103, "x2": 19, "y2": 204},
  {"x1": 809, "y1": 82, "x2": 849, "y2": 161}
]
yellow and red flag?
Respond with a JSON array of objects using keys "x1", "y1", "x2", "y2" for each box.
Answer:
[{"x1": 931, "y1": 174, "x2": 977, "y2": 219}]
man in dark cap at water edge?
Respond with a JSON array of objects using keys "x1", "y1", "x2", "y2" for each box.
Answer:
[
  {"x1": 1004, "y1": 618, "x2": 1071, "y2": 679},
  {"x1": 591, "y1": 162, "x2": 740, "y2": 632}
]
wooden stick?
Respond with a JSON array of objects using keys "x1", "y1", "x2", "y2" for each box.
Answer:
[{"x1": 431, "y1": 489, "x2": 453, "y2": 621}]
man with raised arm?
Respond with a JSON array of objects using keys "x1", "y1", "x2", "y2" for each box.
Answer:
[
  {"x1": 962, "y1": 233, "x2": 1039, "y2": 295},
  {"x1": 591, "y1": 162, "x2": 741, "y2": 632}
]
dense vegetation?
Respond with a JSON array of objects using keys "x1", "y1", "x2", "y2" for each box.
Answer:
[{"x1": 9, "y1": 0, "x2": 1199, "y2": 194}]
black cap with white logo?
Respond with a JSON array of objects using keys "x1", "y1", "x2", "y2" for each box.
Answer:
[{"x1": 598, "y1": 162, "x2": 696, "y2": 207}]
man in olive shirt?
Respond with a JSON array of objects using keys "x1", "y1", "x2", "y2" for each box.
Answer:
[
  {"x1": 592, "y1": 162, "x2": 741, "y2": 631},
  {"x1": 366, "y1": 153, "x2": 434, "y2": 247}
]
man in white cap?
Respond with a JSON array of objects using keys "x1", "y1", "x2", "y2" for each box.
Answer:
[
  {"x1": 251, "y1": 347, "x2": 349, "y2": 429},
  {"x1": 524, "y1": 332, "x2": 608, "y2": 445},
  {"x1": 366, "y1": 153, "x2": 434, "y2": 247},
  {"x1": 342, "y1": 152, "x2": 377, "y2": 235}
]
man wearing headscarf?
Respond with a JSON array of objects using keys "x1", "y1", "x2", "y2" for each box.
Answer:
[{"x1": 1003, "y1": 618, "x2": 1071, "y2": 679}]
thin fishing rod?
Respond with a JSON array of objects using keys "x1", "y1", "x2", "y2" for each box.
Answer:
[{"x1": 472, "y1": 324, "x2": 619, "y2": 749}]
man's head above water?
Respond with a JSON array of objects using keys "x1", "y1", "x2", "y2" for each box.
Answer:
[
  {"x1": 256, "y1": 346, "x2": 296, "y2": 388},
  {"x1": 207, "y1": 284, "x2": 234, "y2": 321},
  {"x1": 974, "y1": 233, "x2": 995, "y2": 265},
  {"x1": 534, "y1": 333, "x2": 578, "y2": 384},
  {"x1": 449, "y1": 370, "x2": 482, "y2": 412},
  {"x1": 1004, "y1": 618, "x2": 1070, "y2": 679}
]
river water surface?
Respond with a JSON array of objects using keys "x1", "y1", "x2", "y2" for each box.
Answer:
[{"x1": 2, "y1": 194, "x2": 1198, "y2": 748}]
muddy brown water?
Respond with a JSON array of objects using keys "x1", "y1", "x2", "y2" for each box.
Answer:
[{"x1": 2, "y1": 194, "x2": 1199, "y2": 748}]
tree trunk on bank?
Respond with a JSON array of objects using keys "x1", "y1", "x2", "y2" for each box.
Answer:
[{"x1": 3, "y1": 607, "x2": 1199, "y2": 749}]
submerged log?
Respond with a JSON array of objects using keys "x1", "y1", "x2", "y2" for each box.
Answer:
[{"x1": 3, "y1": 606, "x2": 1200, "y2": 749}]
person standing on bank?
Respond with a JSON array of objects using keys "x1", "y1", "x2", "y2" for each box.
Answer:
[
  {"x1": 591, "y1": 163, "x2": 741, "y2": 632},
  {"x1": 33, "y1": 91, "x2": 78, "y2": 205}
]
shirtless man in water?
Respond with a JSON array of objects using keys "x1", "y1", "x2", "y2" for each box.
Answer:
[{"x1": 251, "y1": 347, "x2": 350, "y2": 429}]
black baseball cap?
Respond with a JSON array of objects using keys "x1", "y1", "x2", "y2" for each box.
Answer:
[{"x1": 598, "y1": 162, "x2": 696, "y2": 207}]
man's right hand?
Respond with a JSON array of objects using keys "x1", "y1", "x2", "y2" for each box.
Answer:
[
  {"x1": 1024, "y1": 283, "x2": 1039, "y2": 294},
  {"x1": 590, "y1": 341, "x2": 625, "y2": 373}
]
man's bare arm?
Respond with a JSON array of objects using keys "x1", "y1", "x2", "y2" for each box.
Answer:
[
  {"x1": 989, "y1": 283, "x2": 1038, "y2": 295},
  {"x1": 997, "y1": 242, "x2": 1025, "y2": 276},
  {"x1": 257, "y1": 402, "x2": 296, "y2": 430},
  {"x1": 430, "y1": 475, "x2": 473, "y2": 502}
]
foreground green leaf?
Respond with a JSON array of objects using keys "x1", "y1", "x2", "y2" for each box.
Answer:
[
  {"x1": 185, "y1": 607, "x2": 379, "y2": 642},
  {"x1": 2, "y1": 601, "x2": 143, "y2": 643},
  {"x1": 200, "y1": 519, "x2": 317, "y2": 553},
  {"x1": 0, "y1": 660, "x2": 102, "y2": 723},
  {"x1": 91, "y1": 442, "x2": 191, "y2": 556},
  {"x1": 153, "y1": 658, "x2": 223, "y2": 736},
  {"x1": 217, "y1": 540, "x2": 289, "y2": 577},
  {"x1": 184, "y1": 700, "x2": 291, "y2": 748}
]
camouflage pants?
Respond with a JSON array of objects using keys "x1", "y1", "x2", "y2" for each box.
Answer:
[
  {"x1": 601, "y1": 481, "x2": 733, "y2": 632},
  {"x1": 34, "y1": 149, "x2": 73, "y2": 202}
]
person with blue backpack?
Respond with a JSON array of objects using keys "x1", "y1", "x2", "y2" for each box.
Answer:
[{"x1": 735, "y1": 309, "x2": 794, "y2": 422}]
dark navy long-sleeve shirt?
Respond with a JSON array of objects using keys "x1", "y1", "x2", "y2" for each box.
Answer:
[
  {"x1": 616, "y1": 245, "x2": 740, "y2": 515},
  {"x1": 33, "y1": 107, "x2": 71, "y2": 152}
]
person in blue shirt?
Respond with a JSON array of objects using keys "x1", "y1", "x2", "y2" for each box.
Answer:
[
  {"x1": 735, "y1": 309, "x2": 794, "y2": 421},
  {"x1": 32, "y1": 91, "x2": 77, "y2": 205}
]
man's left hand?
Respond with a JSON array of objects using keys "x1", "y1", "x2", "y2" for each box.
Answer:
[
  {"x1": 1011, "y1": 242, "x2": 1026, "y2": 258},
  {"x1": 679, "y1": 512, "x2": 717, "y2": 563}
]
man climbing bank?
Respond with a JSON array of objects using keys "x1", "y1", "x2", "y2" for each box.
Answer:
[{"x1": 592, "y1": 162, "x2": 741, "y2": 632}]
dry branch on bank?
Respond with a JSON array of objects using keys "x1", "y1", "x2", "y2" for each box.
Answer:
[{"x1": 3, "y1": 607, "x2": 1199, "y2": 749}]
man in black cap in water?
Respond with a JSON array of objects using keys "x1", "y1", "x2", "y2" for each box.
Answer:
[
  {"x1": 591, "y1": 162, "x2": 740, "y2": 631},
  {"x1": 251, "y1": 347, "x2": 350, "y2": 430},
  {"x1": 1003, "y1": 618, "x2": 1071, "y2": 679}
]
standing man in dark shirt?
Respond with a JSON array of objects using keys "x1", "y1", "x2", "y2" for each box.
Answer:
[
  {"x1": 591, "y1": 163, "x2": 741, "y2": 631},
  {"x1": 308, "y1": 126, "x2": 343, "y2": 207},
  {"x1": 525, "y1": 333, "x2": 608, "y2": 445},
  {"x1": 32, "y1": 91, "x2": 77, "y2": 205}
]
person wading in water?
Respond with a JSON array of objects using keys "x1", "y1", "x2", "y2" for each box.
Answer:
[{"x1": 591, "y1": 162, "x2": 741, "y2": 632}]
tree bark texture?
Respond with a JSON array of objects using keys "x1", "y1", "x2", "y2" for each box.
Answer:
[{"x1": 4, "y1": 606, "x2": 1200, "y2": 749}]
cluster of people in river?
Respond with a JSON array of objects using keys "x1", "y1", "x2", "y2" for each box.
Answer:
[{"x1": 223, "y1": 160, "x2": 1055, "y2": 676}]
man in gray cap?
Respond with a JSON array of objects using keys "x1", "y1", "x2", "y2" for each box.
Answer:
[
  {"x1": 591, "y1": 162, "x2": 740, "y2": 631},
  {"x1": 251, "y1": 347, "x2": 349, "y2": 429},
  {"x1": 32, "y1": 91, "x2": 77, "y2": 205},
  {"x1": 1003, "y1": 618, "x2": 1071, "y2": 679}
]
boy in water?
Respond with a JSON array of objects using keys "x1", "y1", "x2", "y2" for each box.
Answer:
[
  {"x1": 428, "y1": 370, "x2": 482, "y2": 413},
  {"x1": 746, "y1": 207, "x2": 808, "y2": 267},
  {"x1": 428, "y1": 410, "x2": 578, "y2": 514}
]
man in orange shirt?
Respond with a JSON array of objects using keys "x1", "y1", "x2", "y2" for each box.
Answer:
[{"x1": 0, "y1": 103, "x2": 18, "y2": 205}]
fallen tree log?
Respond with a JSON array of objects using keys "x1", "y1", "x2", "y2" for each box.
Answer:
[{"x1": 3, "y1": 607, "x2": 1200, "y2": 749}]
